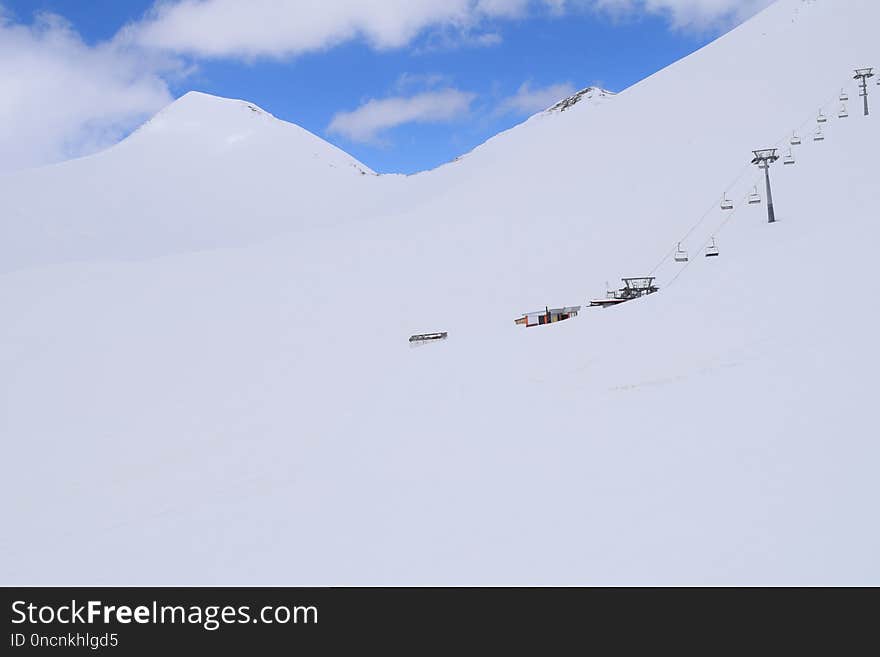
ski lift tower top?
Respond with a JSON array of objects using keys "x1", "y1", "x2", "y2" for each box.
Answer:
[
  {"x1": 751, "y1": 149, "x2": 780, "y2": 223},
  {"x1": 751, "y1": 148, "x2": 779, "y2": 165},
  {"x1": 854, "y1": 68, "x2": 874, "y2": 116}
]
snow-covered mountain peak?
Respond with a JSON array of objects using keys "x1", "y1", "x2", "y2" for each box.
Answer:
[
  {"x1": 0, "y1": 89, "x2": 377, "y2": 272},
  {"x1": 121, "y1": 89, "x2": 374, "y2": 177},
  {"x1": 545, "y1": 86, "x2": 615, "y2": 113},
  {"x1": 129, "y1": 90, "x2": 279, "y2": 140},
  {"x1": 171, "y1": 89, "x2": 273, "y2": 114}
]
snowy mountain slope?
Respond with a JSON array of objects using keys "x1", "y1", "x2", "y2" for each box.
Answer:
[
  {"x1": 442, "y1": 86, "x2": 616, "y2": 167},
  {"x1": 1, "y1": 0, "x2": 879, "y2": 585},
  {"x1": 0, "y1": 91, "x2": 376, "y2": 272},
  {"x1": 366, "y1": 0, "x2": 879, "y2": 324}
]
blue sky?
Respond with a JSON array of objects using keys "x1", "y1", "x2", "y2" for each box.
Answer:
[{"x1": 0, "y1": 1, "x2": 771, "y2": 173}]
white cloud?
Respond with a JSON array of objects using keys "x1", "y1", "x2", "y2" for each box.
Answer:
[
  {"x1": 0, "y1": 10, "x2": 173, "y2": 172},
  {"x1": 414, "y1": 27, "x2": 504, "y2": 53},
  {"x1": 588, "y1": 0, "x2": 774, "y2": 31},
  {"x1": 0, "y1": 0, "x2": 773, "y2": 173},
  {"x1": 472, "y1": 31, "x2": 504, "y2": 46},
  {"x1": 328, "y1": 89, "x2": 476, "y2": 144},
  {"x1": 131, "y1": 0, "x2": 554, "y2": 59},
  {"x1": 130, "y1": 0, "x2": 773, "y2": 60},
  {"x1": 496, "y1": 81, "x2": 577, "y2": 116},
  {"x1": 394, "y1": 72, "x2": 453, "y2": 91}
]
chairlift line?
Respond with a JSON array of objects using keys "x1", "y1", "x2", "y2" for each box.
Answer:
[
  {"x1": 431, "y1": 68, "x2": 874, "y2": 334},
  {"x1": 649, "y1": 69, "x2": 867, "y2": 293}
]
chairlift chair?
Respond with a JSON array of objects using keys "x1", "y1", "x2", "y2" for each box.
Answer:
[
  {"x1": 817, "y1": 110, "x2": 827, "y2": 123},
  {"x1": 748, "y1": 186, "x2": 762, "y2": 205},
  {"x1": 721, "y1": 195, "x2": 734, "y2": 211},
  {"x1": 814, "y1": 126, "x2": 825, "y2": 141},
  {"x1": 838, "y1": 103, "x2": 849, "y2": 118},
  {"x1": 783, "y1": 149, "x2": 795, "y2": 165},
  {"x1": 674, "y1": 243, "x2": 689, "y2": 263},
  {"x1": 790, "y1": 132, "x2": 802, "y2": 146},
  {"x1": 840, "y1": 88, "x2": 849, "y2": 101},
  {"x1": 705, "y1": 238, "x2": 720, "y2": 258}
]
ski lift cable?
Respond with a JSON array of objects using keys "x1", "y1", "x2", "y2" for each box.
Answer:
[
  {"x1": 665, "y1": 181, "x2": 758, "y2": 288},
  {"x1": 768, "y1": 77, "x2": 852, "y2": 154},
  {"x1": 783, "y1": 81, "x2": 856, "y2": 147},
  {"x1": 665, "y1": 192, "x2": 740, "y2": 287},
  {"x1": 649, "y1": 160, "x2": 755, "y2": 275},
  {"x1": 708, "y1": 178, "x2": 761, "y2": 240},
  {"x1": 666, "y1": 172, "x2": 765, "y2": 288}
]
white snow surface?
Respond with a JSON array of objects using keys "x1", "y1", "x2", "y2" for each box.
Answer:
[{"x1": 1, "y1": 0, "x2": 878, "y2": 584}]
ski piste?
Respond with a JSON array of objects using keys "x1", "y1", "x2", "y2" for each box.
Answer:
[{"x1": 1, "y1": 0, "x2": 878, "y2": 586}]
